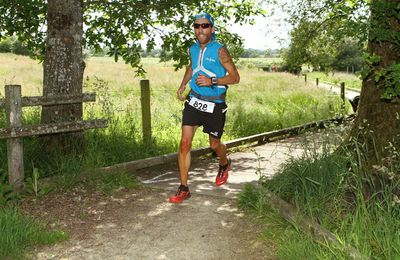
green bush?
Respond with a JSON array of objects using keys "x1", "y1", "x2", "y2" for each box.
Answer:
[
  {"x1": 0, "y1": 37, "x2": 12, "y2": 53},
  {"x1": 0, "y1": 36, "x2": 30, "y2": 55},
  {"x1": 11, "y1": 39, "x2": 30, "y2": 56}
]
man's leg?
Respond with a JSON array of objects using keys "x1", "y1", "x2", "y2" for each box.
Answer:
[
  {"x1": 209, "y1": 136, "x2": 228, "y2": 166},
  {"x1": 209, "y1": 135, "x2": 231, "y2": 186},
  {"x1": 178, "y1": 125, "x2": 198, "y2": 185},
  {"x1": 170, "y1": 125, "x2": 197, "y2": 203}
]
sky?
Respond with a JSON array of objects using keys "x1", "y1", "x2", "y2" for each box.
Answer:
[
  {"x1": 140, "y1": 5, "x2": 292, "y2": 51},
  {"x1": 228, "y1": 8, "x2": 292, "y2": 50}
]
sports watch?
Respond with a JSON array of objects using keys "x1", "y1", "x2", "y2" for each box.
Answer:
[{"x1": 211, "y1": 77, "x2": 218, "y2": 86}]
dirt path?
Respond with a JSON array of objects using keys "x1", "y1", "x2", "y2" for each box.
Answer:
[{"x1": 26, "y1": 134, "x2": 317, "y2": 260}]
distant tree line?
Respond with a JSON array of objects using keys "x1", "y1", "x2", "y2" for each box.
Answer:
[
  {"x1": 85, "y1": 46, "x2": 279, "y2": 59},
  {"x1": 84, "y1": 43, "x2": 364, "y2": 73},
  {"x1": 2, "y1": 33, "x2": 361, "y2": 75},
  {"x1": 240, "y1": 48, "x2": 279, "y2": 58}
]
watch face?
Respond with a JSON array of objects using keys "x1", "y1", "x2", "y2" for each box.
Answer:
[{"x1": 212, "y1": 77, "x2": 217, "y2": 85}]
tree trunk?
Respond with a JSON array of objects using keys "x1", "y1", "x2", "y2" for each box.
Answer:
[
  {"x1": 41, "y1": 0, "x2": 85, "y2": 152},
  {"x1": 349, "y1": 0, "x2": 400, "y2": 168}
]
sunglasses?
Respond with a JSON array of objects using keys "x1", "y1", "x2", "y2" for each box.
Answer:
[{"x1": 193, "y1": 23, "x2": 212, "y2": 29}]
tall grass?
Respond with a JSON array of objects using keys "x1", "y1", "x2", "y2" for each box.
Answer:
[
  {"x1": 0, "y1": 207, "x2": 67, "y2": 259},
  {"x1": 239, "y1": 126, "x2": 400, "y2": 259}
]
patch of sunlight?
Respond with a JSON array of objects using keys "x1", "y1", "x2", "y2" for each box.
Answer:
[
  {"x1": 147, "y1": 202, "x2": 173, "y2": 217},
  {"x1": 220, "y1": 220, "x2": 234, "y2": 228},
  {"x1": 95, "y1": 223, "x2": 117, "y2": 229},
  {"x1": 192, "y1": 176, "x2": 214, "y2": 182},
  {"x1": 140, "y1": 172, "x2": 178, "y2": 184},
  {"x1": 217, "y1": 203, "x2": 238, "y2": 213},
  {"x1": 220, "y1": 186, "x2": 241, "y2": 197},
  {"x1": 203, "y1": 200, "x2": 213, "y2": 206},
  {"x1": 194, "y1": 183, "x2": 214, "y2": 191}
]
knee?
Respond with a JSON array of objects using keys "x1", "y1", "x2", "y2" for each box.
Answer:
[{"x1": 180, "y1": 137, "x2": 192, "y2": 152}]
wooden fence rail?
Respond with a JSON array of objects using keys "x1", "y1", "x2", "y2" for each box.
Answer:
[
  {"x1": 0, "y1": 93, "x2": 96, "y2": 107},
  {"x1": 1, "y1": 85, "x2": 107, "y2": 192}
]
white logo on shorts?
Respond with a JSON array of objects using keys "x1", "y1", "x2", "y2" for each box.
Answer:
[{"x1": 210, "y1": 131, "x2": 219, "y2": 136}]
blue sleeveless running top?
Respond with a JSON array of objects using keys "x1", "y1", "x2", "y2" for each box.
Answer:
[{"x1": 189, "y1": 39, "x2": 227, "y2": 103}]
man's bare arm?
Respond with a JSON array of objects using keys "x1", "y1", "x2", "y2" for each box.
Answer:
[
  {"x1": 195, "y1": 47, "x2": 240, "y2": 86},
  {"x1": 218, "y1": 47, "x2": 240, "y2": 84}
]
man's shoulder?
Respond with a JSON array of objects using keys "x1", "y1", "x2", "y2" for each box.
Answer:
[
  {"x1": 213, "y1": 41, "x2": 224, "y2": 48},
  {"x1": 190, "y1": 42, "x2": 199, "y2": 48}
]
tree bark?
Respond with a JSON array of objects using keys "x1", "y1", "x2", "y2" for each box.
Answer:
[
  {"x1": 41, "y1": 0, "x2": 85, "y2": 152},
  {"x1": 349, "y1": 0, "x2": 400, "y2": 168}
]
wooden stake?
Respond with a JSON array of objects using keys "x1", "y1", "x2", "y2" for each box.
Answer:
[
  {"x1": 5, "y1": 85, "x2": 24, "y2": 192},
  {"x1": 140, "y1": 80, "x2": 152, "y2": 146},
  {"x1": 340, "y1": 82, "x2": 345, "y2": 102}
]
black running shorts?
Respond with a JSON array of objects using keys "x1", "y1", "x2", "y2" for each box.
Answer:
[{"x1": 182, "y1": 98, "x2": 227, "y2": 139}]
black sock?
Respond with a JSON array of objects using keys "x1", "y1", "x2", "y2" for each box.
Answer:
[{"x1": 179, "y1": 184, "x2": 189, "y2": 191}]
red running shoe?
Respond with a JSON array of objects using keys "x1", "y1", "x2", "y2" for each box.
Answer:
[
  {"x1": 169, "y1": 185, "x2": 191, "y2": 203},
  {"x1": 216, "y1": 158, "x2": 231, "y2": 186}
]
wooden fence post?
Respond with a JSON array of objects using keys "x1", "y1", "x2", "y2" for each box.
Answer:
[
  {"x1": 340, "y1": 82, "x2": 345, "y2": 102},
  {"x1": 316, "y1": 78, "x2": 319, "y2": 86},
  {"x1": 5, "y1": 85, "x2": 24, "y2": 192},
  {"x1": 140, "y1": 80, "x2": 152, "y2": 145}
]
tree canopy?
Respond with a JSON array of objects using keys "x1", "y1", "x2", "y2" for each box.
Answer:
[
  {"x1": 0, "y1": 0, "x2": 265, "y2": 74},
  {"x1": 276, "y1": 0, "x2": 368, "y2": 72},
  {"x1": 273, "y1": 0, "x2": 399, "y2": 100}
]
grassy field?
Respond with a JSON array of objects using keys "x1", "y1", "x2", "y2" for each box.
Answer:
[
  {"x1": 306, "y1": 71, "x2": 362, "y2": 91},
  {"x1": 236, "y1": 57, "x2": 282, "y2": 70},
  {"x1": 0, "y1": 53, "x2": 349, "y2": 173}
]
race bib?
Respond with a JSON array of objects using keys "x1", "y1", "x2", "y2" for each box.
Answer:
[{"x1": 188, "y1": 97, "x2": 215, "y2": 113}]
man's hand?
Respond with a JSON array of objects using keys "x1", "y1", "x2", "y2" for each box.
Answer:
[
  {"x1": 177, "y1": 86, "x2": 186, "y2": 101},
  {"x1": 196, "y1": 74, "x2": 212, "y2": 86}
]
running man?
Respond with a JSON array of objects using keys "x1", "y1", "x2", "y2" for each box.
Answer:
[{"x1": 170, "y1": 13, "x2": 240, "y2": 203}]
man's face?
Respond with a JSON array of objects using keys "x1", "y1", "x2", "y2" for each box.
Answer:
[{"x1": 194, "y1": 18, "x2": 214, "y2": 45}]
